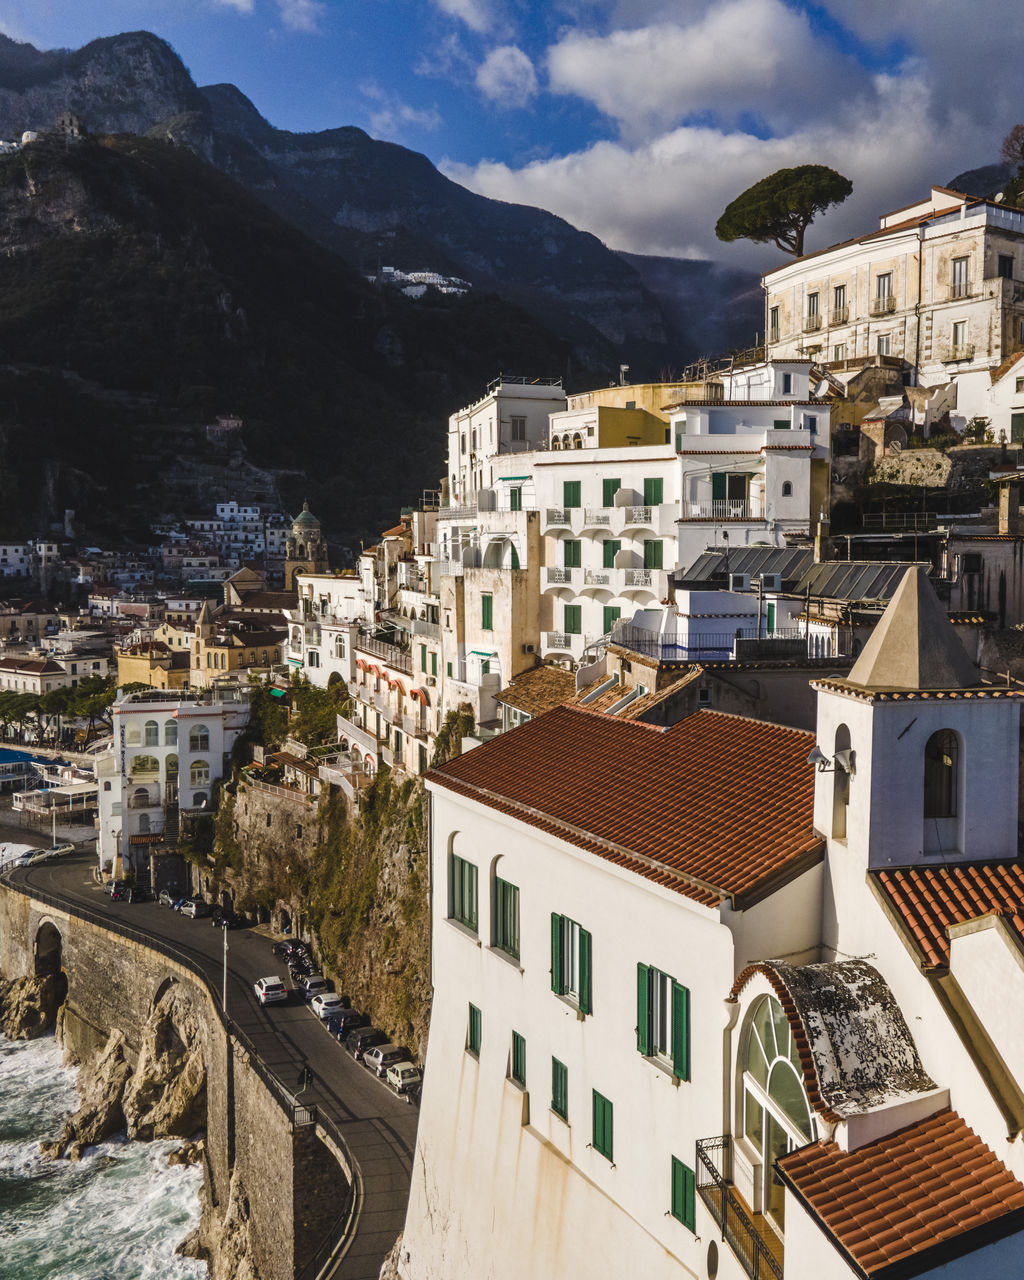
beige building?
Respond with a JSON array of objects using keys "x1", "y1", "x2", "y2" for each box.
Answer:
[{"x1": 764, "y1": 186, "x2": 1024, "y2": 422}]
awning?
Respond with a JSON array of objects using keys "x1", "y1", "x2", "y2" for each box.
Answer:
[
  {"x1": 387, "y1": 676, "x2": 405, "y2": 694},
  {"x1": 411, "y1": 687, "x2": 430, "y2": 706},
  {"x1": 470, "y1": 649, "x2": 497, "y2": 657},
  {"x1": 366, "y1": 663, "x2": 381, "y2": 677},
  {"x1": 355, "y1": 658, "x2": 367, "y2": 671},
  {"x1": 270, "y1": 688, "x2": 287, "y2": 699},
  {"x1": 500, "y1": 476, "x2": 529, "y2": 482},
  {"x1": 129, "y1": 833, "x2": 163, "y2": 845}
]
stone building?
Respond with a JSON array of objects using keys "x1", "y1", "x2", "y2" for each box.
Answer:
[{"x1": 284, "y1": 503, "x2": 329, "y2": 587}]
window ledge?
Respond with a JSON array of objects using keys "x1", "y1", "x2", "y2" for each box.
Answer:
[
  {"x1": 487, "y1": 945, "x2": 523, "y2": 972},
  {"x1": 550, "y1": 1108, "x2": 569, "y2": 1127},
  {"x1": 446, "y1": 918, "x2": 481, "y2": 946},
  {"x1": 553, "y1": 992, "x2": 586, "y2": 1021},
  {"x1": 642, "y1": 1053, "x2": 682, "y2": 1086}
]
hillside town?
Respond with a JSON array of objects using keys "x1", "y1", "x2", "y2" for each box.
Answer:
[{"x1": 7, "y1": 176, "x2": 1024, "y2": 1280}]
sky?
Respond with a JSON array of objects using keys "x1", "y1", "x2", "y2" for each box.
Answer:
[{"x1": 2, "y1": 1, "x2": 1024, "y2": 268}]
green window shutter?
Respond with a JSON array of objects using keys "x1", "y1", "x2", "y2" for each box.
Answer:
[
  {"x1": 510, "y1": 544, "x2": 520, "y2": 569},
  {"x1": 671, "y1": 1157, "x2": 696, "y2": 1229},
  {"x1": 644, "y1": 540, "x2": 663, "y2": 570},
  {"x1": 602, "y1": 477, "x2": 621, "y2": 506},
  {"x1": 468, "y1": 861, "x2": 478, "y2": 931},
  {"x1": 431, "y1": 652, "x2": 437, "y2": 677},
  {"x1": 602, "y1": 539, "x2": 621, "y2": 569},
  {"x1": 644, "y1": 477, "x2": 663, "y2": 506},
  {"x1": 564, "y1": 604, "x2": 582, "y2": 635},
  {"x1": 563, "y1": 480, "x2": 581, "y2": 509},
  {"x1": 592, "y1": 1090, "x2": 613, "y2": 1160},
  {"x1": 551, "y1": 913, "x2": 563, "y2": 993},
  {"x1": 603, "y1": 606, "x2": 620, "y2": 634},
  {"x1": 563, "y1": 540, "x2": 581, "y2": 568},
  {"x1": 468, "y1": 1003, "x2": 481, "y2": 1054},
  {"x1": 481, "y1": 593, "x2": 493, "y2": 630},
  {"x1": 512, "y1": 1031, "x2": 526, "y2": 1085},
  {"x1": 552, "y1": 1057, "x2": 568, "y2": 1119},
  {"x1": 711, "y1": 473, "x2": 727, "y2": 500},
  {"x1": 774, "y1": 417, "x2": 791, "y2": 430},
  {"x1": 510, "y1": 487, "x2": 522, "y2": 512},
  {"x1": 420, "y1": 645, "x2": 427, "y2": 672},
  {"x1": 637, "y1": 963, "x2": 651, "y2": 1055},
  {"x1": 1012, "y1": 413, "x2": 1024, "y2": 444},
  {"x1": 579, "y1": 927, "x2": 593, "y2": 1015},
  {"x1": 672, "y1": 982, "x2": 690, "y2": 1080}
]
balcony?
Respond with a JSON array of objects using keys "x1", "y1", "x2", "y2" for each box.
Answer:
[
  {"x1": 401, "y1": 713, "x2": 428, "y2": 739},
  {"x1": 583, "y1": 569, "x2": 613, "y2": 589},
  {"x1": 546, "y1": 566, "x2": 575, "y2": 586},
  {"x1": 544, "y1": 508, "x2": 572, "y2": 528},
  {"x1": 944, "y1": 343, "x2": 975, "y2": 362},
  {"x1": 830, "y1": 305, "x2": 849, "y2": 325},
  {"x1": 697, "y1": 1136, "x2": 783, "y2": 1280},
  {"x1": 869, "y1": 294, "x2": 896, "y2": 315},
  {"x1": 583, "y1": 507, "x2": 612, "y2": 527},
  {"x1": 622, "y1": 505, "x2": 653, "y2": 527},
  {"x1": 336, "y1": 713, "x2": 380, "y2": 757},
  {"x1": 127, "y1": 793, "x2": 161, "y2": 810},
  {"x1": 356, "y1": 632, "x2": 413, "y2": 675},
  {"x1": 437, "y1": 560, "x2": 464, "y2": 577},
  {"x1": 682, "y1": 499, "x2": 764, "y2": 521},
  {"x1": 544, "y1": 631, "x2": 572, "y2": 650},
  {"x1": 768, "y1": 328, "x2": 780, "y2": 344},
  {"x1": 802, "y1": 313, "x2": 821, "y2": 332},
  {"x1": 949, "y1": 280, "x2": 973, "y2": 299}
]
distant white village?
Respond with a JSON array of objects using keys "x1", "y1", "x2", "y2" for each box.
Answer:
[{"x1": 6, "y1": 178, "x2": 1024, "y2": 1277}]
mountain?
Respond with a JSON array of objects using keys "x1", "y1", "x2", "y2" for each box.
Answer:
[
  {"x1": 946, "y1": 163, "x2": 1014, "y2": 198},
  {"x1": 0, "y1": 30, "x2": 758, "y2": 374},
  {"x1": 0, "y1": 130, "x2": 577, "y2": 545}
]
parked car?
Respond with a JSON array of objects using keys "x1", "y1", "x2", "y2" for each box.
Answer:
[
  {"x1": 386, "y1": 1062, "x2": 422, "y2": 1096},
  {"x1": 288, "y1": 956, "x2": 314, "y2": 979},
  {"x1": 254, "y1": 976, "x2": 288, "y2": 1005},
  {"x1": 346, "y1": 1027, "x2": 387, "y2": 1061},
  {"x1": 180, "y1": 899, "x2": 209, "y2": 919},
  {"x1": 46, "y1": 843, "x2": 76, "y2": 858},
  {"x1": 157, "y1": 889, "x2": 176, "y2": 908},
  {"x1": 211, "y1": 907, "x2": 242, "y2": 929},
  {"x1": 297, "y1": 974, "x2": 330, "y2": 1002},
  {"x1": 310, "y1": 993, "x2": 346, "y2": 1021},
  {"x1": 333, "y1": 1008, "x2": 367, "y2": 1036},
  {"x1": 126, "y1": 885, "x2": 152, "y2": 903},
  {"x1": 362, "y1": 1044, "x2": 411, "y2": 1078},
  {"x1": 272, "y1": 940, "x2": 297, "y2": 959},
  {"x1": 172, "y1": 898, "x2": 190, "y2": 912},
  {"x1": 106, "y1": 879, "x2": 127, "y2": 897}
]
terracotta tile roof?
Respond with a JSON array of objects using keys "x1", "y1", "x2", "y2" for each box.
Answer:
[
  {"x1": 810, "y1": 677, "x2": 1023, "y2": 703},
  {"x1": 778, "y1": 1109, "x2": 1024, "y2": 1277},
  {"x1": 871, "y1": 863, "x2": 1024, "y2": 970},
  {"x1": 428, "y1": 706, "x2": 822, "y2": 908},
  {"x1": 494, "y1": 664, "x2": 577, "y2": 717}
]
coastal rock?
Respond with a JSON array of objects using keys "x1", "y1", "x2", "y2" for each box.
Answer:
[
  {"x1": 40, "y1": 1028, "x2": 132, "y2": 1160},
  {"x1": 168, "y1": 1138, "x2": 205, "y2": 1167},
  {"x1": 199, "y1": 1165, "x2": 261, "y2": 1280},
  {"x1": 123, "y1": 985, "x2": 207, "y2": 1141},
  {"x1": 0, "y1": 973, "x2": 62, "y2": 1040}
]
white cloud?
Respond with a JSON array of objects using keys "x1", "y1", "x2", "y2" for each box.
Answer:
[
  {"x1": 475, "y1": 46, "x2": 538, "y2": 110},
  {"x1": 363, "y1": 84, "x2": 443, "y2": 140},
  {"x1": 431, "y1": 0, "x2": 500, "y2": 34},
  {"x1": 213, "y1": 0, "x2": 255, "y2": 13},
  {"x1": 276, "y1": 0, "x2": 326, "y2": 33},
  {"x1": 415, "y1": 32, "x2": 475, "y2": 80}
]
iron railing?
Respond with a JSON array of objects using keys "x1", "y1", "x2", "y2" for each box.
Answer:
[
  {"x1": 623, "y1": 505, "x2": 653, "y2": 525},
  {"x1": 545, "y1": 508, "x2": 571, "y2": 526},
  {"x1": 830, "y1": 305, "x2": 849, "y2": 325},
  {"x1": 869, "y1": 295, "x2": 896, "y2": 315},
  {"x1": 355, "y1": 634, "x2": 413, "y2": 675},
  {"x1": 861, "y1": 511, "x2": 936, "y2": 531},
  {"x1": 696, "y1": 1136, "x2": 783, "y2": 1280},
  {"x1": 546, "y1": 567, "x2": 574, "y2": 585},
  {"x1": 584, "y1": 508, "x2": 612, "y2": 526},
  {"x1": 803, "y1": 313, "x2": 821, "y2": 332}
]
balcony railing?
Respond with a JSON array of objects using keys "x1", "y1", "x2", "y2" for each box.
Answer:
[
  {"x1": 356, "y1": 633, "x2": 413, "y2": 675},
  {"x1": 683, "y1": 500, "x2": 764, "y2": 521},
  {"x1": 862, "y1": 510, "x2": 937, "y2": 531},
  {"x1": 583, "y1": 507, "x2": 612, "y2": 526},
  {"x1": 623, "y1": 568, "x2": 653, "y2": 589},
  {"x1": 401, "y1": 713, "x2": 428, "y2": 739},
  {"x1": 949, "y1": 280, "x2": 973, "y2": 299},
  {"x1": 437, "y1": 560, "x2": 464, "y2": 577},
  {"x1": 768, "y1": 328, "x2": 780, "y2": 344},
  {"x1": 127, "y1": 794, "x2": 160, "y2": 810},
  {"x1": 544, "y1": 631, "x2": 573, "y2": 650},
  {"x1": 546, "y1": 567, "x2": 574, "y2": 586},
  {"x1": 869, "y1": 294, "x2": 896, "y2": 315},
  {"x1": 945, "y1": 343, "x2": 975, "y2": 362},
  {"x1": 803, "y1": 313, "x2": 821, "y2": 332},
  {"x1": 583, "y1": 569, "x2": 612, "y2": 587},
  {"x1": 697, "y1": 1136, "x2": 783, "y2": 1280},
  {"x1": 830, "y1": 305, "x2": 849, "y2": 325},
  {"x1": 623, "y1": 505, "x2": 652, "y2": 526},
  {"x1": 545, "y1": 508, "x2": 571, "y2": 526}
]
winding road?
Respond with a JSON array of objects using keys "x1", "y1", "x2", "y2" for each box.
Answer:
[{"x1": 8, "y1": 849, "x2": 418, "y2": 1280}]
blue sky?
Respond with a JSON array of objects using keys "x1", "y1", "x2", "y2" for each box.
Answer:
[{"x1": 2, "y1": 2, "x2": 1023, "y2": 265}]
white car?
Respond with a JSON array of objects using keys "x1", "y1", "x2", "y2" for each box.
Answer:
[
  {"x1": 386, "y1": 1062, "x2": 422, "y2": 1095},
  {"x1": 254, "y1": 976, "x2": 288, "y2": 1005},
  {"x1": 363, "y1": 1044, "x2": 410, "y2": 1078},
  {"x1": 310, "y1": 993, "x2": 346, "y2": 1020}
]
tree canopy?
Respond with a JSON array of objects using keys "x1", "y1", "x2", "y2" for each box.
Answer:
[{"x1": 715, "y1": 165, "x2": 853, "y2": 257}]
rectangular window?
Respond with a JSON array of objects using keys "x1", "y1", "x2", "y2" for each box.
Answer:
[
  {"x1": 877, "y1": 333, "x2": 891, "y2": 356},
  {"x1": 447, "y1": 661, "x2": 453, "y2": 678},
  {"x1": 481, "y1": 593, "x2": 493, "y2": 631},
  {"x1": 951, "y1": 255, "x2": 970, "y2": 296},
  {"x1": 806, "y1": 415, "x2": 818, "y2": 434},
  {"x1": 431, "y1": 651, "x2": 438, "y2": 677},
  {"x1": 643, "y1": 540, "x2": 663, "y2": 570},
  {"x1": 999, "y1": 254, "x2": 1015, "y2": 280},
  {"x1": 832, "y1": 283, "x2": 846, "y2": 311},
  {"x1": 643, "y1": 477, "x2": 663, "y2": 506},
  {"x1": 451, "y1": 854, "x2": 478, "y2": 931},
  {"x1": 833, "y1": 343, "x2": 846, "y2": 362},
  {"x1": 637, "y1": 963, "x2": 691, "y2": 1080},
  {"x1": 420, "y1": 644, "x2": 427, "y2": 673},
  {"x1": 563, "y1": 480, "x2": 581, "y2": 509},
  {"x1": 875, "y1": 271, "x2": 892, "y2": 301},
  {"x1": 769, "y1": 306, "x2": 780, "y2": 341},
  {"x1": 511, "y1": 1031, "x2": 526, "y2": 1087},
  {"x1": 602, "y1": 477, "x2": 621, "y2": 507},
  {"x1": 510, "y1": 415, "x2": 527, "y2": 441},
  {"x1": 563, "y1": 540, "x2": 582, "y2": 568},
  {"x1": 671, "y1": 1157, "x2": 697, "y2": 1230},
  {"x1": 564, "y1": 604, "x2": 582, "y2": 635},
  {"x1": 782, "y1": 371, "x2": 792, "y2": 395},
  {"x1": 551, "y1": 912, "x2": 592, "y2": 1013},
  {"x1": 952, "y1": 320, "x2": 968, "y2": 352},
  {"x1": 592, "y1": 1091, "x2": 613, "y2": 1161},
  {"x1": 509, "y1": 487, "x2": 522, "y2": 512},
  {"x1": 467, "y1": 1003, "x2": 481, "y2": 1055},
  {"x1": 806, "y1": 291, "x2": 819, "y2": 318},
  {"x1": 494, "y1": 877, "x2": 520, "y2": 959},
  {"x1": 551, "y1": 1057, "x2": 568, "y2": 1120},
  {"x1": 602, "y1": 539, "x2": 621, "y2": 568},
  {"x1": 603, "y1": 605, "x2": 621, "y2": 634}
]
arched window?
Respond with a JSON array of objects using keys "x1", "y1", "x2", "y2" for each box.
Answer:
[
  {"x1": 740, "y1": 994, "x2": 815, "y2": 1229},
  {"x1": 781, "y1": 481, "x2": 793, "y2": 497},
  {"x1": 143, "y1": 720, "x2": 159, "y2": 747},
  {"x1": 103, "y1": 780, "x2": 111, "y2": 792},
  {"x1": 131, "y1": 754, "x2": 159, "y2": 777},
  {"x1": 551, "y1": 438, "x2": 560, "y2": 451},
  {"x1": 131, "y1": 786, "x2": 151, "y2": 809},
  {"x1": 138, "y1": 813, "x2": 150, "y2": 834},
  {"x1": 573, "y1": 433, "x2": 584, "y2": 449},
  {"x1": 164, "y1": 719, "x2": 177, "y2": 746},
  {"x1": 166, "y1": 753, "x2": 178, "y2": 779},
  {"x1": 190, "y1": 759, "x2": 210, "y2": 786},
  {"x1": 924, "y1": 730, "x2": 958, "y2": 818},
  {"x1": 189, "y1": 724, "x2": 210, "y2": 752},
  {"x1": 832, "y1": 724, "x2": 851, "y2": 840}
]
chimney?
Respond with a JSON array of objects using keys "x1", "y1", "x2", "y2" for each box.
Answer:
[
  {"x1": 999, "y1": 480, "x2": 1021, "y2": 535},
  {"x1": 814, "y1": 513, "x2": 832, "y2": 562}
]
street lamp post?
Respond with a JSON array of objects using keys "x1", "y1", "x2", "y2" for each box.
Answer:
[{"x1": 222, "y1": 921, "x2": 228, "y2": 1014}]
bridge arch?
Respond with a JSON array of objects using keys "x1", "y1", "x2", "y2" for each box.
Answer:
[{"x1": 34, "y1": 918, "x2": 63, "y2": 977}]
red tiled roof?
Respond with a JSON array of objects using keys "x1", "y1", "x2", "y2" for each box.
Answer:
[
  {"x1": 872, "y1": 863, "x2": 1024, "y2": 970},
  {"x1": 428, "y1": 706, "x2": 822, "y2": 908},
  {"x1": 778, "y1": 1109, "x2": 1024, "y2": 1277}
]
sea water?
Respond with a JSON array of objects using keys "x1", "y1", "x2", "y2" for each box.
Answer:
[{"x1": 0, "y1": 1033, "x2": 206, "y2": 1280}]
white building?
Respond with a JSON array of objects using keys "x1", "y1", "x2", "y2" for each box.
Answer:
[
  {"x1": 96, "y1": 686, "x2": 250, "y2": 874},
  {"x1": 401, "y1": 567, "x2": 1024, "y2": 1280},
  {"x1": 286, "y1": 572, "x2": 367, "y2": 688},
  {"x1": 764, "y1": 185, "x2": 1024, "y2": 423}
]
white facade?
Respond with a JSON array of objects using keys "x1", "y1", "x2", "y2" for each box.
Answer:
[{"x1": 286, "y1": 572, "x2": 368, "y2": 689}]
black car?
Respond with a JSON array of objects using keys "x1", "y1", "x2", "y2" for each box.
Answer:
[
  {"x1": 126, "y1": 885, "x2": 152, "y2": 903},
  {"x1": 211, "y1": 906, "x2": 242, "y2": 928},
  {"x1": 346, "y1": 1026, "x2": 386, "y2": 1060}
]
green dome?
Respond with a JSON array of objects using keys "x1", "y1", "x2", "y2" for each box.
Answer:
[{"x1": 293, "y1": 501, "x2": 320, "y2": 527}]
